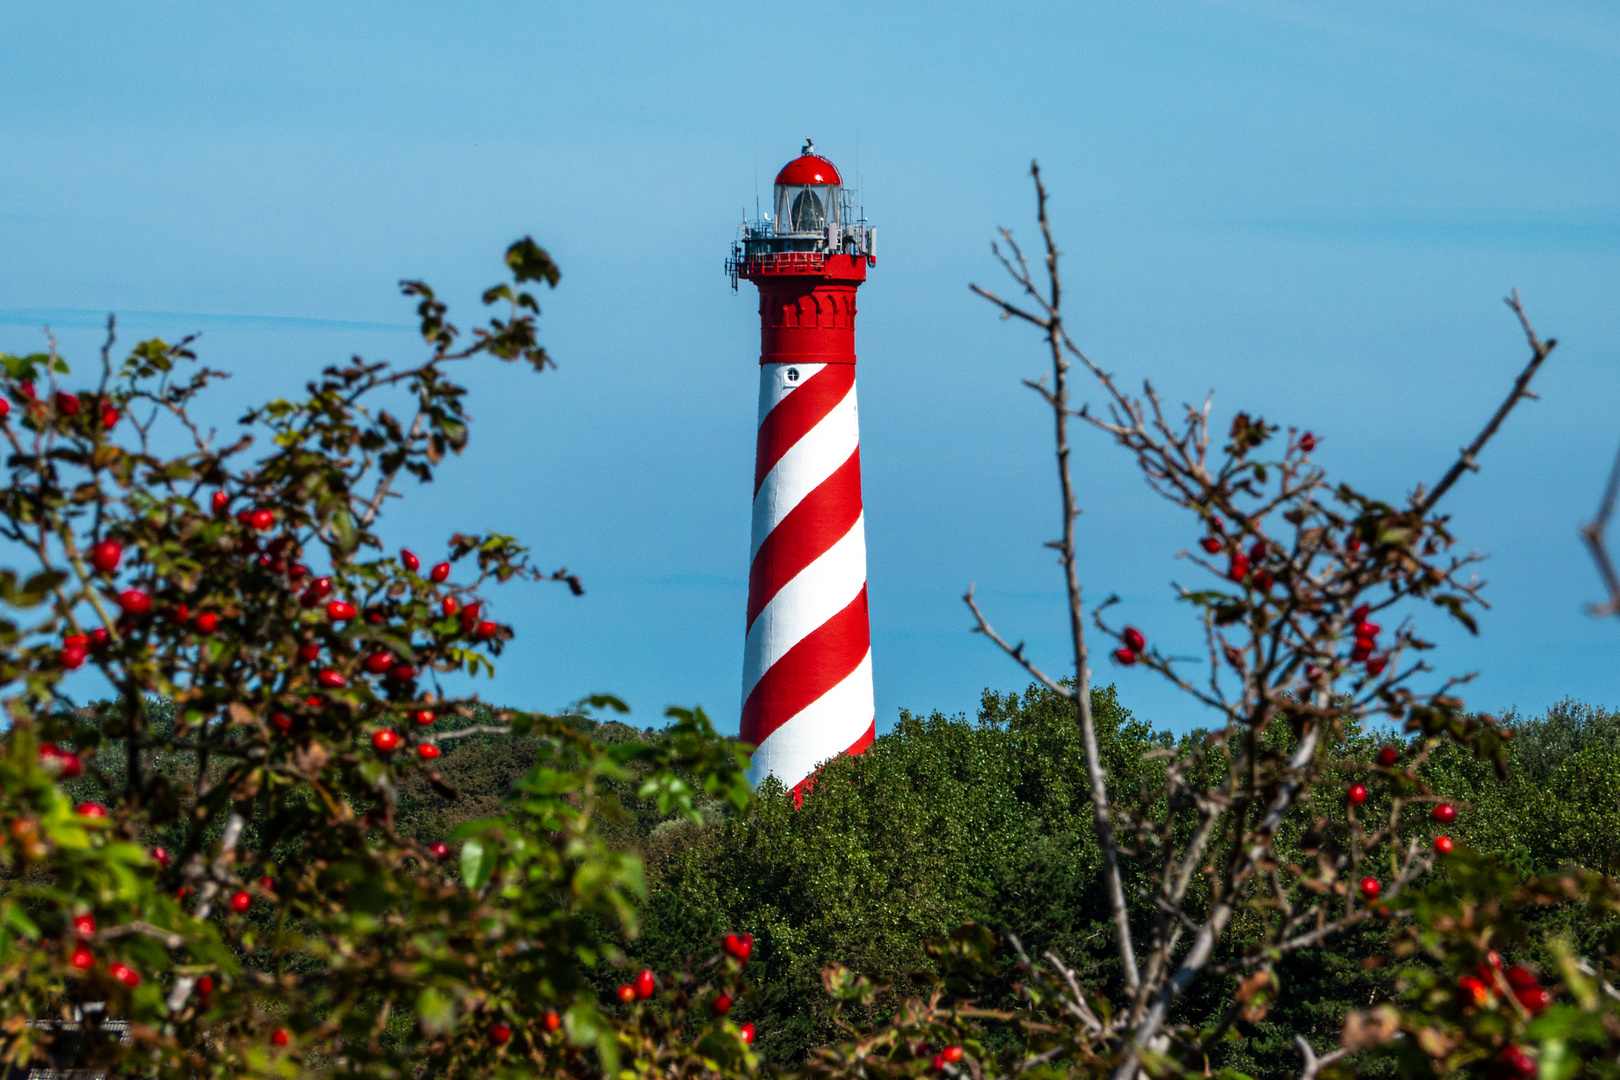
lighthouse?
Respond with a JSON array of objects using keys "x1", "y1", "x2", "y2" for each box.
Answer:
[{"x1": 727, "y1": 140, "x2": 878, "y2": 795}]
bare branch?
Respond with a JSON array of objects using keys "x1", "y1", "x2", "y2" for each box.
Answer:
[{"x1": 1581, "y1": 439, "x2": 1620, "y2": 618}]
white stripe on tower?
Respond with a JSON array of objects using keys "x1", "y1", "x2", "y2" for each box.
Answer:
[{"x1": 741, "y1": 362, "x2": 875, "y2": 793}]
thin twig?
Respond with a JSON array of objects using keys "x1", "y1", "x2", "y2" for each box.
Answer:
[{"x1": 1580, "y1": 439, "x2": 1620, "y2": 617}]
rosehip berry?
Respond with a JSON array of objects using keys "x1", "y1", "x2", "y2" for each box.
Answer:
[
  {"x1": 616, "y1": 984, "x2": 635, "y2": 1003},
  {"x1": 88, "y1": 540, "x2": 122, "y2": 574},
  {"x1": 196, "y1": 975, "x2": 213, "y2": 996},
  {"x1": 365, "y1": 609, "x2": 385, "y2": 625},
  {"x1": 297, "y1": 643, "x2": 320, "y2": 663},
  {"x1": 1358, "y1": 876, "x2": 1380, "y2": 899},
  {"x1": 413, "y1": 710, "x2": 435, "y2": 726},
  {"x1": 363, "y1": 652, "x2": 393, "y2": 674},
  {"x1": 194, "y1": 612, "x2": 218, "y2": 634},
  {"x1": 72, "y1": 914, "x2": 96, "y2": 937},
  {"x1": 400, "y1": 549, "x2": 419, "y2": 572},
  {"x1": 116, "y1": 589, "x2": 152, "y2": 616},
  {"x1": 1200, "y1": 536, "x2": 1221, "y2": 553},
  {"x1": 1113, "y1": 647, "x2": 1137, "y2": 666},
  {"x1": 428, "y1": 841, "x2": 450, "y2": 859},
  {"x1": 1433, "y1": 835, "x2": 1454, "y2": 855},
  {"x1": 722, "y1": 932, "x2": 754, "y2": 962},
  {"x1": 70, "y1": 945, "x2": 94, "y2": 970},
  {"x1": 371, "y1": 730, "x2": 401, "y2": 753},
  {"x1": 0, "y1": 398, "x2": 10, "y2": 420},
  {"x1": 55, "y1": 392, "x2": 80, "y2": 416},
  {"x1": 713, "y1": 992, "x2": 733, "y2": 1015},
  {"x1": 89, "y1": 627, "x2": 108, "y2": 650},
  {"x1": 1253, "y1": 570, "x2": 1274, "y2": 591},
  {"x1": 311, "y1": 576, "x2": 333, "y2": 599},
  {"x1": 316, "y1": 670, "x2": 346, "y2": 689},
  {"x1": 740, "y1": 1022, "x2": 755, "y2": 1045},
  {"x1": 1248, "y1": 542, "x2": 1267, "y2": 563},
  {"x1": 326, "y1": 600, "x2": 356, "y2": 622},
  {"x1": 1355, "y1": 621, "x2": 1380, "y2": 639},
  {"x1": 943, "y1": 1046, "x2": 964, "y2": 1064},
  {"x1": 1227, "y1": 553, "x2": 1250, "y2": 581},
  {"x1": 16, "y1": 381, "x2": 33, "y2": 399},
  {"x1": 151, "y1": 846, "x2": 170, "y2": 868},
  {"x1": 1365, "y1": 654, "x2": 1388, "y2": 677},
  {"x1": 1299, "y1": 432, "x2": 1316, "y2": 452},
  {"x1": 1350, "y1": 640, "x2": 1373, "y2": 662},
  {"x1": 259, "y1": 876, "x2": 276, "y2": 892},
  {"x1": 60, "y1": 645, "x2": 87, "y2": 670},
  {"x1": 417, "y1": 744, "x2": 440, "y2": 760},
  {"x1": 101, "y1": 405, "x2": 118, "y2": 429},
  {"x1": 388, "y1": 664, "x2": 416, "y2": 682},
  {"x1": 110, "y1": 962, "x2": 140, "y2": 987},
  {"x1": 211, "y1": 491, "x2": 229, "y2": 515},
  {"x1": 230, "y1": 891, "x2": 251, "y2": 913},
  {"x1": 272, "y1": 1028, "x2": 289, "y2": 1047},
  {"x1": 1504, "y1": 966, "x2": 1537, "y2": 991},
  {"x1": 1304, "y1": 663, "x2": 1322, "y2": 682},
  {"x1": 249, "y1": 509, "x2": 274, "y2": 531},
  {"x1": 272, "y1": 713, "x2": 292, "y2": 734},
  {"x1": 1122, "y1": 626, "x2": 1146, "y2": 653},
  {"x1": 1457, "y1": 975, "x2": 1490, "y2": 1008},
  {"x1": 932, "y1": 1055, "x2": 946, "y2": 1071},
  {"x1": 490, "y1": 1024, "x2": 511, "y2": 1046},
  {"x1": 475, "y1": 621, "x2": 497, "y2": 639},
  {"x1": 1499, "y1": 1044, "x2": 1535, "y2": 1078},
  {"x1": 1515, "y1": 986, "x2": 1552, "y2": 1014},
  {"x1": 544, "y1": 1010, "x2": 562, "y2": 1031},
  {"x1": 76, "y1": 802, "x2": 107, "y2": 818},
  {"x1": 1347, "y1": 783, "x2": 1368, "y2": 806},
  {"x1": 288, "y1": 563, "x2": 308, "y2": 581},
  {"x1": 430, "y1": 562, "x2": 450, "y2": 583},
  {"x1": 633, "y1": 968, "x2": 655, "y2": 999},
  {"x1": 1376, "y1": 746, "x2": 1398, "y2": 768},
  {"x1": 441, "y1": 596, "x2": 459, "y2": 617},
  {"x1": 1351, "y1": 604, "x2": 1371, "y2": 623},
  {"x1": 1432, "y1": 803, "x2": 1457, "y2": 824}
]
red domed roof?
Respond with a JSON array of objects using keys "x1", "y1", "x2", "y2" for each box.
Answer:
[{"x1": 775, "y1": 153, "x2": 841, "y2": 186}]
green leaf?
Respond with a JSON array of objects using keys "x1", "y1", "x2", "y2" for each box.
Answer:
[
  {"x1": 461, "y1": 837, "x2": 493, "y2": 891},
  {"x1": 416, "y1": 986, "x2": 456, "y2": 1035}
]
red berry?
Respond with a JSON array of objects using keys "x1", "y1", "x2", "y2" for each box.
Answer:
[
  {"x1": 616, "y1": 984, "x2": 635, "y2": 1003},
  {"x1": 429, "y1": 841, "x2": 450, "y2": 859},
  {"x1": 88, "y1": 540, "x2": 123, "y2": 574},
  {"x1": 1432, "y1": 803, "x2": 1457, "y2": 824},
  {"x1": 72, "y1": 913, "x2": 96, "y2": 937},
  {"x1": 297, "y1": 643, "x2": 320, "y2": 663},
  {"x1": 1457, "y1": 975, "x2": 1489, "y2": 1007},
  {"x1": 101, "y1": 406, "x2": 118, "y2": 429},
  {"x1": 441, "y1": 596, "x2": 459, "y2": 617},
  {"x1": 1253, "y1": 570, "x2": 1274, "y2": 591},
  {"x1": 931, "y1": 1055, "x2": 946, "y2": 1071},
  {"x1": 722, "y1": 932, "x2": 754, "y2": 962},
  {"x1": 60, "y1": 645, "x2": 88, "y2": 670},
  {"x1": 413, "y1": 710, "x2": 435, "y2": 726},
  {"x1": 430, "y1": 562, "x2": 451, "y2": 583},
  {"x1": 633, "y1": 968, "x2": 655, "y2": 999},
  {"x1": 943, "y1": 1046, "x2": 964, "y2": 1064},
  {"x1": 490, "y1": 1023, "x2": 511, "y2": 1046},
  {"x1": 110, "y1": 962, "x2": 140, "y2": 987},
  {"x1": 1358, "y1": 876, "x2": 1380, "y2": 899},
  {"x1": 400, "y1": 549, "x2": 420, "y2": 572},
  {"x1": 372, "y1": 730, "x2": 401, "y2": 753},
  {"x1": 151, "y1": 846, "x2": 170, "y2": 868},
  {"x1": 363, "y1": 652, "x2": 393, "y2": 674},
  {"x1": 389, "y1": 664, "x2": 416, "y2": 682},
  {"x1": 272, "y1": 1028, "x2": 289, "y2": 1047},
  {"x1": 316, "y1": 669, "x2": 346, "y2": 689},
  {"x1": 1347, "y1": 783, "x2": 1368, "y2": 806},
  {"x1": 211, "y1": 491, "x2": 229, "y2": 515},
  {"x1": 713, "y1": 992, "x2": 733, "y2": 1015},
  {"x1": 475, "y1": 620, "x2": 496, "y2": 639},
  {"x1": 1515, "y1": 986, "x2": 1552, "y2": 1014},
  {"x1": 70, "y1": 945, "x2": 94, "y2": 970},
  {"x1": 230, "y1": 891, "x2": 251, "y2": 913},
  {"x1": 0, "y1": 398, "x2": 10, "y2": 420},
  {"x1": 544, "y1": 1009, "x2": 561, "y2": 1031},
  {"x1": 55, "y1": 392, "x2": 80, "y2": 416},
  {"x1": 196, "y1": 975, "x2": 213, "y2": 996},
  {"x1": 311, "y1": 576, "x2": 333, "y2": 599},
  {"x1": 77, "y1": 802, "x2": 107, "y2": 818},
  {"x1": 89, "y1": 627, "x2": 108, "y2": 650},
  {"x1": 1113, "y1": 647, "x2": 1137, "y2": 666},
  {"x1": 249, "y1": 509, "x2": 275, "y2": 531},
  {"x1": 1365, "y1": 654, "x2": 1388, "y2": 677},
  {"x1": 326, "y1": 600, "x2": 356, "y2": 622},
  {"x1": 417, "y1": 744, "x2": 440, "y2": 760},
  {"x1": 1433, "y1": 835, "x2": 1454, "y2": 855},
  {"x1": 1351, "y1": 604, "x2": 1371, "y2": 622},
  {"x1": 365, "y1": 609, "x2": 385, "y2": 625},
  {"x1": 1355, "y1": 620, "x2": 1381, "y2": 639},
  {"x1": 1499, "y1": 1044, "x2": 1536, "y2": 1078},
  {"x1": 1299, "y1": 432, "x2": 1316, "y2": 452},
  {"x1": 1199, "y1": 536, "x2": 1222, "y2": 554},
  {"x1": 272, "y1": 714, "x2": 292, "y2": 734},
  {"x1": 194, "y1": 612, "x2": 218, "y2": 634},
  {"x1": 1227, "y1": 553, "x2": 1250, "y2": 581},
  {"x1": 739, "y1": 1022, "x2": 755, "y2": 1045},
  {"x1": 1505, "y1": 966, "x2": 1538, "y2": 991},
  {"x1": 259, "y1": 876, "x2": 276, "y2": 891},
  {"x1": 16, "y1": 381, "x2": 33, "y2": 399},
  {"x1": 1122, "y1": 626, "x2": 1146, "y2": 653},
  {"x1": 288, "y1": 563, "x2": 308, "y2": 581},
  {"x1": 1376, "y1": 746, "x2": 1398, "y2": 768},
  {"x1": 116, "y1": 589, "x2": 152, "y2": 616},
  {"x1": 1247, "y1": 542, "x2": 1266, "y2": 564},
  {"x1": 1350, "y1": 640, "x2": 1374, "y2": 662}
]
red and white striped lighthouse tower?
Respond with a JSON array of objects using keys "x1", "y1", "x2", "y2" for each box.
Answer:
[{"x1": 727, "y1": 140, "x2": 878, "y2": 795}]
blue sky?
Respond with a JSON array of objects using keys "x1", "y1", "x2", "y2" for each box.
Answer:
[{"x1": 1, "y1": 2, "x2": 1616, "y2": 735}]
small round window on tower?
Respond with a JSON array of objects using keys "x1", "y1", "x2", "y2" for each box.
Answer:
[{"x1": 785, "y1": 367, "x2": 800, "y2": 383}]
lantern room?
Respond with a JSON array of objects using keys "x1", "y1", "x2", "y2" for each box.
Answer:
[
  {"x1": 727, "y1": 139, "x2": 876, "y2": 288},
  {"x1": 774, "y1": 148, "x2": 843, "y2": 234}
]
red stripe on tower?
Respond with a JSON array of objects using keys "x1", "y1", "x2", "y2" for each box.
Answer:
[{"x1": 727, "y1": 140, "x2": 878, "y2": 795}]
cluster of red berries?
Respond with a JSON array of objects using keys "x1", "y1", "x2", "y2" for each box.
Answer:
[
  {"x1": 1112, "y1": 626, "x2": 1147, "y2": 667},
  {"x1": 1346, "y1": 605, "x2": 1389, "y2": 676},
  {"x1": 616, "y1": 968, "x2": 658, "y2": 1003},
  {"x1": 1457, "y1": 952, "x2": 1554, "y2": 1019},
  {"x1": 486, "y1": 1012, "x2": 562, "y2": 1048},
  {"x1": 1196, "y1": 525, "x2": 1277, "y2": 592},
  {"x1": 63, "y1": 910, "x2": 141, "y2": 988},
  {"x1": 0, "y1": 382, "x2": 120, "y2": 430},
  {"x1": 39, "y1": 743, "x2": 83, "y2": 778},
  {"x1": 931, "y1": 1045, "x2": 965, "y2": 1071}
]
